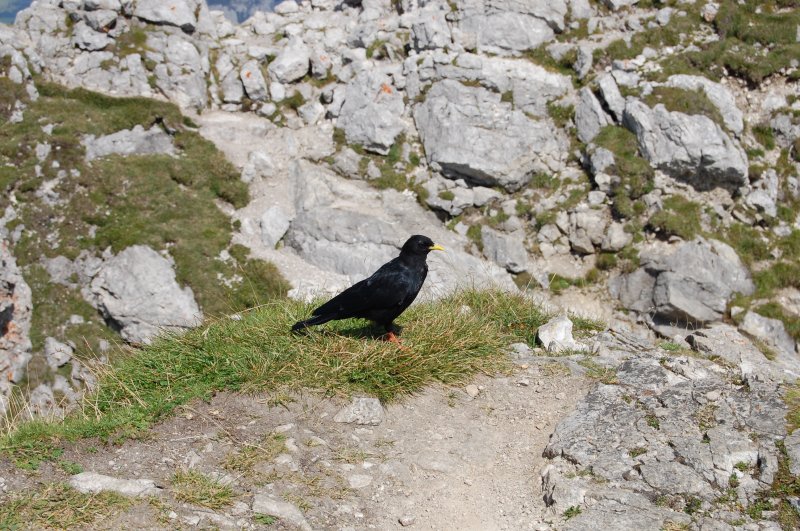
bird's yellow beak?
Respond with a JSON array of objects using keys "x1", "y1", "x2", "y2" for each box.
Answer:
[{"x1": 429, "y1": 244, "x2": 445, "y2": 252}]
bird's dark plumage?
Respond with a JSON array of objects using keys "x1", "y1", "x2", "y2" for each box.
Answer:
[{"x1": 291, "y1": 235, "x2": 444, "y2": 335}]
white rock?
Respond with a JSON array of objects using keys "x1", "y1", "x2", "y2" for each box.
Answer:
[{"x1": 70, "y1": 472, "x2": 160, "y2": 496}]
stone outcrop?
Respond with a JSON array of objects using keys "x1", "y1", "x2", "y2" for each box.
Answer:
[
  {"x1": 414, "y1": 79, "x2": 567, "y2": 191},
  {"x1": 0, "y1": 241, "x2": 33, "y2": 392},
  {"x1": 622, "y1": 100, "x2": 749, "y2": 192},
  {"x1": 610, "y1": 238, "x2": 754, "y2": 335},
  {"x1": 87, "y1": 245, "x2": 202, "y2": 344}
]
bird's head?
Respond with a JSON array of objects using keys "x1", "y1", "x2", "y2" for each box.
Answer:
[{"x1": 401, "y1": 235, "x2": 445, "y2": 256}]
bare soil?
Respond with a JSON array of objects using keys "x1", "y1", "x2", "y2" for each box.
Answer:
[{"x1": 0, "y1": 362, "x2": 591, "y2": 530}]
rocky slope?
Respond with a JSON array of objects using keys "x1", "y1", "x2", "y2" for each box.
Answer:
[{"x1": 0, "y1": 0, "x2": 800, "y2": 527}]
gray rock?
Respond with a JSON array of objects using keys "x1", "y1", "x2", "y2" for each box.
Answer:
[
  {"x1": 622, "y1": 99, "x2": 748, "y2": 192},
  {"x1": 83, "y1": 125, "x2": 175, "y2": 161},
  {"x1": 587, "y1": 146, "x2": 615, "y2": 178},
  {"x1": 240, "y1": 60, "x2": 268, "y2": 102},
  {"x1": 480, "y1": 226, "x2": 528, "y2": 273},
  {"x1": 71, "y1": 20, "x2": 112, "y2": 51},
  {"x1": 537, "y1": 315, "x2": 583, "y2": 353},
  {"x1": 83, "y1": 9, "x2": 117, "y2": 32},
  {"x1": 544, "y1": 354, "x2": 785, "y2": 525},
  {"x1": 151, "y1": 34, "x2": 208, "y2": 110},
  {"x1": 28, "y1": 383, "x2": 63, "y2": 418},
  {"x1": 575, "y1": 87, "x2": 611, "y2": 143},
  {"x1": 600, "y1": 222, "x2": 632, "y2": 252},
  {"x1": 573, "y1": 44, "x2": 593, "y2": 80},
  {"x1": 411, "y1": 7, "x2": 451, "y2": 51},
  {"x1": 787, "y1": 430, "x2": 800, "y2": 476},
  {"x1": 770, "y1": 113, "x2": 800, "y2": 149},
  {"x1": 337, "y1": 70, "x2": 405, "y2": 155},
  {"x1": 664, "y1": 74, "x2": 744, "y2": 135},
  {"x1": 740, "y1": 311, "x2": 797, "y2": 359},
  {"x1": 610, "y1": 238, "x2": 754, "y2": 329},
  {"x1": 260, "y1": 206, "x2": 290, "y2": 248},
  {"x1": 70, "y1": 472, "x2": 161, "y2": 496},
  {"x1": 457, "y1": 0, "x2": 566, "y2": 55},
  {"x1": 414, "y1": 79, "x2": 567, "y2": 191},
  {"x1": 297, "y1": 100, "x2": 325, "y2": 125},
  {"x1": 252, "y1": 494, "x2": 312, "y2": 530},
  {"x1": 746, "y1": 168, "x2": 779, "y2": 218},
  {"x1": 88, "y1": 245, "x2": 202, "y2": 344},
  {"x1": 333, "y1": 397, "x2": 385, "y2": 425},
  {"x1": 597, "y1": 74, "x2": 625, "y2": 122},
  {"x1": 687, "y1": 323, "x2": 800, "y2": 382},
  {"x1": 268, "y1": 37, "x2": 310, "y2": 84},
  {"x1": 601, "y1": 0, "x2": 639, "y2": 11},
  {"x1": 433, "y1": 53, "x2": 572, "y2": 117},
  {"x1": 0, "y1": 240, "x2": 33, "y2": 385},
  {"x1": 568, "y1": 207, "x2": 609, "y2": 254},
  {"x1": 134, "y1": 0, "x2": 197, "y2": 33},
  {"x1": 44, "y1": 337, "x2": 73, "y2": 370}
]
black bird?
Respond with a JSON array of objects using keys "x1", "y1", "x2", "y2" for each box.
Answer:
[{"x1": 291, "y1": 235, "x2": 445, "y2": 342}]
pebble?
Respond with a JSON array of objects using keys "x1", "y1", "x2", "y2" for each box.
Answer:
[
  {"x1": 465, "y1": 384, "x2": 480, "y2": 398},
  {"x1": 348, "y1": 474, "x2": 373, "y2": 489},
  {"x1": 399, "y1": 515, "x2": 416, "y2": 526}
]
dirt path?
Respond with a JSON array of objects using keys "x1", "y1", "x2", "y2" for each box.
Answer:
[{"x1": 0, "y1": 361, "x2": 591, "y2": 530}]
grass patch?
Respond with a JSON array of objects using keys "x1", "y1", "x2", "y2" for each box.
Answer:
[
  {"x1": 0, "y1": 483, "x2": 132, "y2": 529},
  {"x1": 1, "y1": 290, "x2": 572, "y2": 465},
  {"x1": 723, "y1": 224, "x2": 770, "y2": 266},
  {"x1": 578, "y1": 359, "x2": 617, "y2": 384},
  {"x1": 786, "y1": 382, "x2": 800, "y2": 436},
  {"x1": 562, "y1": 505, "x2": 582, "y2": 519},
  {"x1": 594, "y1": 126, "x2": 654, "y2": 219},
  {"x1": 644, "y1": 86, "x2": 725, "y2": 128},
  {"x1": 521, "y1": 46, "x2": 578, "y2": 78},
  {"x1": 654, "y1": 2, "x2": 800, "y2": 86},
  {"x1": 753, "y1": 123, "x2": 776, "y2": 150},
  {"x1": 222, "y1": 432, "x2": 287, "y2": 475},
  {"x1": 547, "y1": 102, "x2": 574, "y2": 128},
  {"x1": 647, "y1": 196, "x2": 702, "y2": 240},
  {"x1": 171, "y1": 469, "x2": 234, "y2": 510},
  {"x1": 254, "y1": 513, "x2": 278, "y2": 525}
]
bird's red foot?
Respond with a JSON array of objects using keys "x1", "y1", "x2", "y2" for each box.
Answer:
[
  {"x1": 385, "y1": 331, "x2": 402, "y2": 344},
  {"x1": 384, "y1": 331, "x2": 410, "y2": 350}
]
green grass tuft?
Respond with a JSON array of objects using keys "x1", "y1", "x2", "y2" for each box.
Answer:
[
  {"x1": 647, "y1": 196, "x2": 702, "y2": 240},
  {"x1": 0, "y1": 483, "x2": 132, "y2": 529},
  {"x1": 172, "y1": 469, "x2": 234, "y2": 510},
  {"x1": 1, "y1": 290, "x2": 576, "y2": 466}
]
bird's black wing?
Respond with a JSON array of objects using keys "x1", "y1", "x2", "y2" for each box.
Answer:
[{"x1": 311, "y1": 258, "x2": 418, "y2": 320}]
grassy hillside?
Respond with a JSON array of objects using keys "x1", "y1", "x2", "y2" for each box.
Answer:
[
  {"x1": 0, "y1": 289, "x2": 602, "y2": 469},
  {"x1": 0, "y1": 75, "x2": 289, "y2": 376}
]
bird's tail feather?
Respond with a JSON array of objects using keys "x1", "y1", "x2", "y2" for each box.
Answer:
[{"x1": 291, "y1": 313, "x2": 334, "y2": 332}]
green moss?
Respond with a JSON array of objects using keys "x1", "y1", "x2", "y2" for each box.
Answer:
[
  {"x1": 647, "y1": 196, "x2": 702, "y2": 240},
  {"x1": 438, "y1": 190, "x2": 455, "y2": 201}
]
